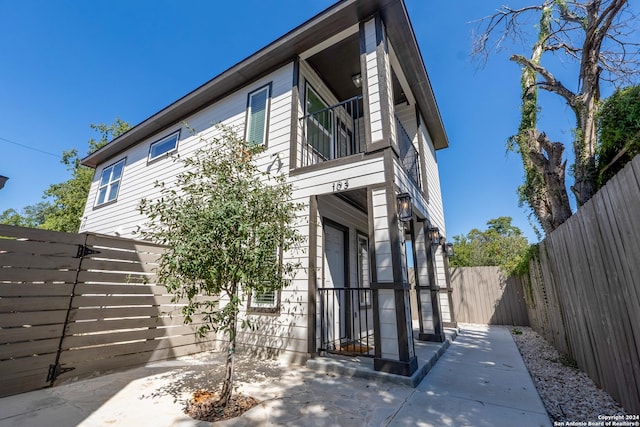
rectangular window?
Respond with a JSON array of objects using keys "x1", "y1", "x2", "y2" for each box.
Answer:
[
  {"x1": 357, "y1": 233, "x2": 371, "y2": 307},
  {"x1": 95, "y1": 158, "x2": 125, "y2": 207},
  {"x1": 148, "y1": 130, "x2": 180, "y2": 161},
  {"x1": 245, "y1": 84, "x2": 271, "y2": 146},
  {"x1": 248, "y1": 245, "x2": 281, "y2": 313},
  {"x1": 305, "y1": 85, "x2": 333, "y2": 159}
]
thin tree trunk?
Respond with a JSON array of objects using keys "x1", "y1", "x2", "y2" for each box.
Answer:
[{"x1": 218, "y1": 284, "x2": 238, "y2": 408}]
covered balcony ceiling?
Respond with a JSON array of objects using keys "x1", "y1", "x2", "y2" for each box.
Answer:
[{"x1": 306, "y1": 33, "x2": 407, "y2": 105}]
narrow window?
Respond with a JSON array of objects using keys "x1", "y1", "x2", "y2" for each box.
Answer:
[
  {"x1": 95, "y1": 159, "x2": 125, "y2": 207},
  {"x1": 305, "y1": 84, "x2": 332, "y2": 159},
  {"x1": 148, "y1": 130, "x2": 180, "y2": 162},
  {"x1": 357, "y1": 233, "x2": 371, "y2": 307},
  {"x1": 245, "y1": 84, "x2": 271, "y2": 146},
  {"x1": 248, "y1": 245, "x2": 281, "y2": 313}
]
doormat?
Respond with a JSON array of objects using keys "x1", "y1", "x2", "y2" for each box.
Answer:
[{"x1": 339, "y1": 342, "x2": 372, "y2": 354}]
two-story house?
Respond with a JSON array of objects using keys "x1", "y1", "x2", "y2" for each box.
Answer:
[{"x1": 80, "y1": 0, "x2": 453, "y2": 377}]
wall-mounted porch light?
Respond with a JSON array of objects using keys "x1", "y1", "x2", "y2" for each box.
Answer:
[
  {"x1": 445, "y1": 242, "x2": 454, "y2": 258},
  {"x1": 427, "y1": 226, "x2": 441, "y2": 245},
  {"x1": 351, "y1": 73, "x2": 362, "y2": 88},
  {"x1": 0, "y1": 175, "x2": 8, "y2": 190},
  {"x1": 396, "y1": 193, "x2": 412, "y2": 222}
]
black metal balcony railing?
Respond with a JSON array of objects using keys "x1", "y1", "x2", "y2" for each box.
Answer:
[
  {"x1": 318, "y1": 287, "x2": 375, "y2": 357},
  {"x1": 300, "y1": 96, "x2": 364, "y2": 167},
  {"x1": 396, "y1": 117, "x2": 422, "y2": 189}
]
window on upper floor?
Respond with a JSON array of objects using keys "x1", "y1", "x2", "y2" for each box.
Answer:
[
  {"x1": 305, "y1": 84, "x2": 332, "y2": 159},
  {"x1": 95, "y1": 158, "x2": 125, "y2": 207},
  {"x1": 245, "y1": 84, "x2": 271, "y2": 146},
  {"x1": 148, "y1": 130, "x2": 180, "y2": 162}
]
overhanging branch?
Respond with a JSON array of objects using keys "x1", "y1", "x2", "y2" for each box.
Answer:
[{"x1": 511, "y1": 54, "x2": 577, "y2": 105}]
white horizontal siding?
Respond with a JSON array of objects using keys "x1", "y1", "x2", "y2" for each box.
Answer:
[
  {"x1": 421, "y1": 124, "x2": 446, "y2": 235},
  {"x1": 364, "y1": 18, "x2": 384, "y2": 143},
  {"x1": 290, "y1": 155, "x2": 385, "y2": 203},
  {"x1": 82, "y1": 63, "x2": 294, "y2": 238}
]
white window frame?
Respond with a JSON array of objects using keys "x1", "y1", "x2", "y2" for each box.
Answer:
[
  {"x1": 95, "y1": 158, "x2": 126, "y2": 207},
  {"x1": 148, "y1": 130, "x2": 180, "y2": 162},
  {"x1": 247, "y1": 245, "x2": 281, "y2": 313},
  {"x1": 245, "y1": 83, "x2": 271, "y2": 146}
]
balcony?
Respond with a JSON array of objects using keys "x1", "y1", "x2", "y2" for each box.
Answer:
[{"x1": 299, "y1": 96, "x2": 364, "y2": 168}]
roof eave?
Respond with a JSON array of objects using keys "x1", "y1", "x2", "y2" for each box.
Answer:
[{"x1": 82, "y1": 0, "x2": 448, "y2": 168}]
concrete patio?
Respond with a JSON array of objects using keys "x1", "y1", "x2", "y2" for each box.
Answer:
[{"x1": 0, "y1": 324, "x2": 551, "y2": 426}]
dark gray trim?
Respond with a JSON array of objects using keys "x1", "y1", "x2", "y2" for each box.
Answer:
[
  {"x1": 370, "y1": 281, "x2": 405, "y2": 290},
  {"x1": 374, "y1": 355, "x2": 417, "y2": 376},
  {"x1": 418, "y1": 332, "x2": 444, "y2": 342},
  {"x1": 441, "y1": 248, "x2": 458, "y2": 328},
  {"x1": 415, "y1": 105, "x2": 430, "y2": 202},
  {"x1": 289, "y1": 57, "x2": 300, "y2": 170},
  {"x1": 421, "y1": 221, "x2": 444, "y2": 343},
  {"x1": 288, "y1": 151, "x2": 379, "y2": 176},
  {"x1": 146, "y1": 129, "x2": 181, "y2": 165},
  {"x1": 246, "y1": 289, "x2": 282, "y2": 314},
  {"x1": 383, "y1": 149, "x2": 412, "y2": 362},
  {"x1": 308, "y1": 195, "x2": 318, "y2": 355},
  {"x1": 408, "y1": 218, "x2": 425, "y2": 336},
  {"x1": 82, "y1": 0, "x2": 448, "y2": 169}
]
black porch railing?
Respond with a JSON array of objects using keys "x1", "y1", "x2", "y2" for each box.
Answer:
[
  {"x1": 300, "y1": 96, "x2": 364, "y2": 167},
  {"x1": 396, "y1": 117, "x2": 422, "y2": 189},
  {"x1": 318, "y1": 287, "x2": 375, "y2": 357}
]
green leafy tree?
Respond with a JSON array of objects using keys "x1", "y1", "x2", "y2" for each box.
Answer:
[
  {"x1": 40, "y1": 119, "x2": 131, "y2": 232},
  {"x1": 474, "y1": 1, "x2": 639, "y2": 233},
  {"x1": 0, "y1": 203, "x2": 53, "y2": 228},
  {"x1": 0, "y1": 119, "x2": 130, "y2": 231},
  {"x1": 138, "y1": 124, "x2": 304, "y2": 411},
  {"x1": 596, "y1": 85, "x2": 640, "y2": 186},
  {"x1": 450, "y1": 217, "x2": 530, "y2": 276}
]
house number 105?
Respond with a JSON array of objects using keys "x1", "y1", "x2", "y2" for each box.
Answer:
[{"x1": 332, "y1": 179, "x2": 349, "y2": 192}]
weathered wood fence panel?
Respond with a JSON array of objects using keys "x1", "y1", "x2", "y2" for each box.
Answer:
[
  {"x1": 450, "y1": 266, "x2": 529, "y2": 326},
  {"x1": 526, "y1": 155, "x2": 640, "y2": 414},
  {"x1": 0, "y1": 225, "x2": 218, "y2": 397}
]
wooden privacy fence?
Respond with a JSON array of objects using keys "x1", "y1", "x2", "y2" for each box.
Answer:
[
  {"x1": 0, "y1": 225, "x2": 218, "y2": 397},
  {"x1": 450, "y1": 266, "x2": 529, "y2": 326},
  {"x1": 525, "y1": 155, "x2": 640, "y2": 414}
]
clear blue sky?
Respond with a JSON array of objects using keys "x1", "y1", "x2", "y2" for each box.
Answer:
[{"x1": 0, "y1": 1, "x2": 636, "y2": 243}]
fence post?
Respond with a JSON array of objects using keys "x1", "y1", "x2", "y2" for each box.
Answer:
[{"x1": 46, "y1": 233, "x2": 90, "y2": 386}]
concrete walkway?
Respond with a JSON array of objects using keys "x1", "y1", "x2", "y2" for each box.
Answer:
[{"x1": 0, "y1": 324, "x2": 551, "y2": 426}]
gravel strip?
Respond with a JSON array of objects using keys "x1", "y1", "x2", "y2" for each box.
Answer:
[{"x1": 511, "y1": 326, "x2": 627, "y2": 423}]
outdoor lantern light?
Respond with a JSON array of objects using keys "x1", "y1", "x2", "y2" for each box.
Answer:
[
  {"x1": 351, "y1": 73, "x2": 362, "y2": 88},
  {"x1": 0, "y1": 175, "x2": 8, "y2": 190},
  {"x1": 446, "y1": 242, "x2": 454, "y2": 258},
  {"x1": 396, "y1": 193, "x2": 412, "y2": 222},
  {"x1": 427, "y1": 226, "x2": 441, "y2": 245}
]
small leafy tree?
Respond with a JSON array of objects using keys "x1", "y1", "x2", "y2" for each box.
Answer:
[
  {"x1": 138, "y1": 124, "x2": 304, "y2": 410},
  {"x1": 450, "y1": 217, "x2": 530, "y2": 276}
]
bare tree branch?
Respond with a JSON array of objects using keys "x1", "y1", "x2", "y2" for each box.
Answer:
[{"x1": 510, "y1": 54, "x2": 578, "y2": 105}]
